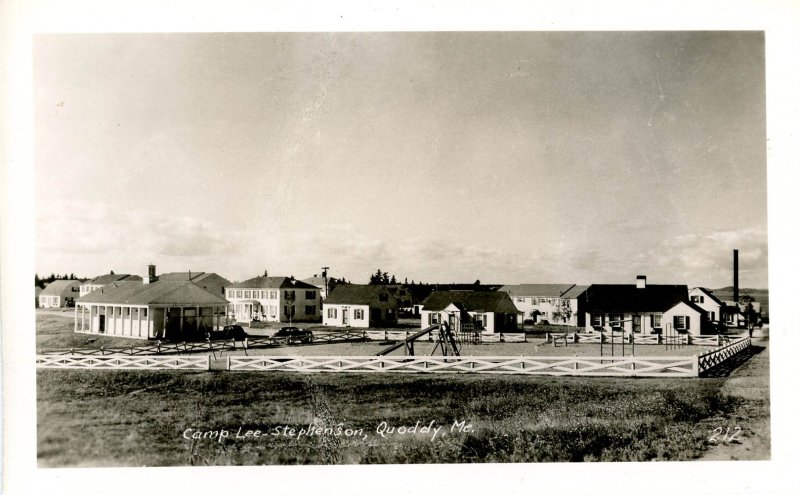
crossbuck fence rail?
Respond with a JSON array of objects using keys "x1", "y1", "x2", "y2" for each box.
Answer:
[
  {"x1": 697, "y1": 337, "x2": 751, "y2": 375},
  {"x1": 36, "y1": 355, "x2": 210, "y2": 370},
  {"x1": 228, "y1": 355, "x2": 699, "y2": 377},
  {"x1": 567, "y1": 333, "x2": 734, "y2": 346}
]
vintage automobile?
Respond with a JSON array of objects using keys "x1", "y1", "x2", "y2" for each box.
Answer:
[{"x1": 273, "y1": 326, "x2": 314, "y2": 344}]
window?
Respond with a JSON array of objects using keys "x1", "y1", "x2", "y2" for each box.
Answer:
[
  {"x1": 428, "y1": 313, "x2": 440, "y2": 325},
  {"x1": 284, "y1": 290, "x2": 295, "y2": 301},
  {"x1": 610, "y1": 313, "x2": 623, "y2": 328},
  {"x1": 124, "y1": 307, "x2": 130, "y2": 317},
  {"x1": 269, "y1": 305, "x2": 277, "y2": 317},
  {"x1": 651, "y1": 314, "x2": 662, "y2": 328},
  {"x1": 142, "y1": 308, "x2": 148, "y2": 318},
  {"x1": 244, "y1": 290, "x2": 251, "y2": 298},
  {"x1": 270, "y1": 290, "x2": 277, "y2": 299},
  {"x1": 674, "y1": 315, "x2": 689, "y2": 331},
  {"x1": 284, "y1": 305, "x2": 295, "y2": 317},
  {"x1": 354, "y1": 309, "x2": 364, "y2": 319},
  {"x1": 516, "y1": 297, "x2": 525, "y2": 303},
  {"x1": 327, "y1": 307, "x2": 337, "y2": 319},
  {"x1": 473, "y1": 313, "x2": 486, "y2": 329},
  {"x1": 305, "y1": 305, "x2": 315, "y2": 316},
  {"x1": 227, "y1": 290, "x2": 234, "y2": 297},
  {"x1": 306, "y1": 290, "x2": 316, "y2": 300},
  {"x1": 591, "y1": 313, "x2": 603, "y2": 327},
  {"x1": 235, "y1": 290, "x2": 243, "y2": 298},
  {"x1": 690, "y1": 295, "x2": 705, "y2": 303}
]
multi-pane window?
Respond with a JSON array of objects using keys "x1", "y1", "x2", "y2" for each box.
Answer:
[
  {"x1": 284, "y1": 290, "x2": 295, "y2": 301},
  {"x1": 244, "y1": 290, "x2": 251, "y2": 298},
  {"x1": 354, "y1": 309, "x2": 364, "y2": 319},
  {"x1": 674, "y1": 315, "x2": 689, "y2": 331},
  {"x1": 235, "y1": 290, "x2": 243, "y2": 298},
  {"x1": 227, "y1": 290, "x2": 234, "y2": 297},
  {"x1": 306, "y1": 291, "x2": 316, "y2": 300},
  {"x1": 305, "y1": 305, "x2": 315, "y2": 315},
  {"x1": 428, "y1": 313, "x2": 440, "y2": 325},
  {"x1": 651, "y1": 314, "x2": 662, "y2": 328},
  {"x1": 591, "y1": 313, "x2": 603, "y2": 327},
  {"x1": 610, "y1": 313, "x2": 623, "y2": 328},
  {"x1": 327, "y1": 308, "x2": 337, "y2": 319}
]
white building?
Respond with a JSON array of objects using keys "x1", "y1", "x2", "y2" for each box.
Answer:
[
  {"x1": 226, "y1": 276, "x2": 320, "y2": 323},
  {"x1": 499, "y1": 284, "x2": 588, "y2": 326},
  {"x1": 39, "y1": 280, "x2": 81, "y2": 308},
  {"x1": 80, "y1": 273, "x2": 142, "y2": 297}
]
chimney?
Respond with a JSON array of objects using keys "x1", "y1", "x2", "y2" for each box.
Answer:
[
  {"x1": 733, "y1": 249, "x2": 739, "y2": 303},
  {"x1": 264, "y1": 269, "x2": 268, "y2": 277},
  {"x1": 146, "y1": 264, "x2": 157, "y2": 284},
  {"x1": 636, "y1": 275, "x2": 647, "y2": 289}
]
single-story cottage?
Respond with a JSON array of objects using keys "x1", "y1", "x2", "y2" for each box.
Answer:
[
  {"x1": 419, "y1": 290, "x2": 521, "y2": 334},
  {"x1": 322, "y1": 284, "x2": 399, "y2": 328},
  {"x1": 39, "y1": 280, "x2": 81, "y2": 308},
  {"x1": 583, "y1": 276, "x2": 711, "y2": 335}
]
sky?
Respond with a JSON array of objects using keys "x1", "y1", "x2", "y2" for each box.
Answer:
[{"x1": 33, "y1": 31, "x2": 768, "y2": 287}]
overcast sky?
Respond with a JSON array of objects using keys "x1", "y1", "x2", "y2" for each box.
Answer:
[{"x1": 34, "y1": 32, "x2": 767, "y2": 287}]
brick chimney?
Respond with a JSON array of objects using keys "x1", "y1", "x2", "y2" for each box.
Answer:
[
  {"x1": 636, "y1": 275, "x2": 647, "y2": 289},
  {"x1": 145, "y1": 264, "x2": 157, "y2": 284}
]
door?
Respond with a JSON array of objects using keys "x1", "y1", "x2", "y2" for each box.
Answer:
[
  {"x1": 632, "y1": 314, "x2": 641, "y2": 333},
  {"x1": 342, "y1": 308, "x2": 349, "y2": 326},
  {"x1": 98, "y1": 315, "x2": 105, "y2": 334}
]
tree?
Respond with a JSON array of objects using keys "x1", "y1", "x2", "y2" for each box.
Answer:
[
  {"x1": 389, "y1": 274, "x2": 397, "y2": 284},
  {"x1": 474, "y1": 279, "x2": 481, "y2": 286}
]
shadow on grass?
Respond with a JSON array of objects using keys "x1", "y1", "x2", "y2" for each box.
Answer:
[{"x1": 700, "y1": 344, "x2": 766, "y2": 378}]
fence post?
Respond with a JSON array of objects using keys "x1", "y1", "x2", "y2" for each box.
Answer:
[
  {"x1": 693, "y1": 354, "x2": 700, "y2": 377},
  {"x1": 226, "y1": 356, "x2": 230, "y2": 370},
  {"x1": 717, "y1": 334, "x2": 721, "y2": 346}
]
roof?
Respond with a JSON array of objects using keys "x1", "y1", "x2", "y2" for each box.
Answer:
[
  {"x1": 421, "y1": 291, "x2": 520, "y2": 313},
  {"x1": 672, "y1": 300, "x2": 708, "y2": 315},
  {"x1": 324, "y1": 284, "x2": 399, "y2": 306},
  {"x1": 159, "y1": 272, "x2": 224, "y2": 283},
  {"x1": 229, "y1": 276, "x2": 318, "y2": 290},
  {"x1": 301, "y1": 276, "x2": 331, "y2": 287},
  {"x1": 689, "y1": 287, "x2": 724, "y2": 306},
  {"x1": 84, "y1": 273, "x2": 142, "y2": 285},
  {"x1": 40, "y1": 280, "x2": 81, "y2": 296},
  {"x1": 77, "y1": 280, "x2": 229, "y2": 306},
  {"x1": 500, "y1": 284, "x2": 587, "y2": 298},
  {"x1": 583, "y1": 284, "x2": 689, "y2": 313}
]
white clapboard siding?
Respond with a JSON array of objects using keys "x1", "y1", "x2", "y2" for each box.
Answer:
[
  {"x1": 228, "y1": 355, "x2": 698, "y2": 377},
  {"x1": 36, "y1": 354, "x2": 210, "y2": 370}
]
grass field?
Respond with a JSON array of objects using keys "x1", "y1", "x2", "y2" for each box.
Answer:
[
  {"x1": 38, "y1": 368, "x2": 746, "y2": 466},
  {"x1": 36, "y1": 310, "x2": 770, "y2": 465}
]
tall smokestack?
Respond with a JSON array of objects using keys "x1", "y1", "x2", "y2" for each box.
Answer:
[
  {"x1": 146, "y1": 264, "x2": 157, "y2": 284},
  {"x1": 733, "y1": 249, "x2": 739, "y2": 303}
]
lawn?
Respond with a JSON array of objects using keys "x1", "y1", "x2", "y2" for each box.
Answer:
[{"x1": 37, "y1": 368, "x2": 742, "y2": 466}]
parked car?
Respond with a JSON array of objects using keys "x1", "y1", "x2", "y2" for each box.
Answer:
[
  {"x1": 273, "y1": 326, "x2": 313, "y2": 344},
  {"x1": 207, "y1": 325, "x2": 248, "y2": 341}
]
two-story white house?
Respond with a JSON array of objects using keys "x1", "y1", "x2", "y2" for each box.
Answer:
[
  {"x1": 226, "y1": 276, "x2": 320, "y2": 324},
  {"x1": 499, "y1": 284, "x2": 588, "y2": 327},
  {"x1": 80, "y1": 273, "x2": 142, "y2": 297},
  {"x1": 688, "y1": 287, "x2": 725, "y2": 328}
]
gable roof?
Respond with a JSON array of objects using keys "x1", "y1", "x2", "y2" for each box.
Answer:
[
  {"x1": 158, "y1": 272, "x2": 226, "y2": 283},
  {"x1": 324, "y1": 284, "x2": 399, "y2": 306},
  {"x1": 421, "y1": 291, "x2": 520, "y2": 313},
  {"x1": 689, "y1": 287, "x2": 724, "y2": 306},
  {"x1": 583, "y1": 284, "x2": 689, "y2": 313},
  {"x1": 77, "y1": 280, "x2": 228, "y2": 306},
  {"x1": 500, "y1": 284, "x2": 588, "y2": 298},
  {"x1": 229, "y1": 276, "x2": 318, "y2": 290},
  {"x1": 40, "y1": 280, "x2": 81, "y2": 296},
  {"x1": 84, "y1": 273, "x2": 142, "y2": 285}
]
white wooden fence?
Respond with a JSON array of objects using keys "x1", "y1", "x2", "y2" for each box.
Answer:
[
  {"x1": 697, "y1": 337, "x2": 751, "y2": 374},
  {"x1": 227, "y1": 354, "x2": 698, "y2": 377},
  {"x1": 569, "y1": 333, "x2": 728, "y2": 346},
  {"x1": 36, "y1": 354, "x2": 210, "y2": 370}
]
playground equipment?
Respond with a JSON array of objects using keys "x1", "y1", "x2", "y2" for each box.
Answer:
[{"x1": 376, "y1": 323, "x2": 461, "y2": 357}]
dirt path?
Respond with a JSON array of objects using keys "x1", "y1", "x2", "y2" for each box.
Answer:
[{"x1": 701, "y1": 336, "x2": 770, "y2": 460}]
